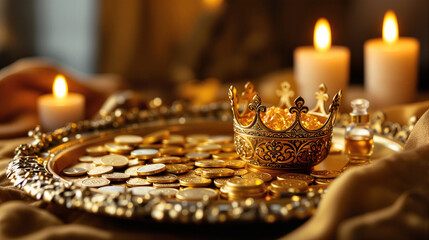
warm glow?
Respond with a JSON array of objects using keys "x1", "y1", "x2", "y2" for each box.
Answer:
[
  {"x1": 314, "y1": 18, "x2": 331, "y2": 51},
  {"x1": 383, "y1": 10, "x2": 398, "y2": 43},
  {"x1": 203, "y1": 0, "x2": 223, "y2": 9},
  {"x1": 53, "y1": 75, "x2": 68, "y2": 98}
]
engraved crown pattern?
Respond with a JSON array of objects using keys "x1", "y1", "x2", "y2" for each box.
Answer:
[{"x1": 229, "y1": 82, "x2": 342, "y2": 171}]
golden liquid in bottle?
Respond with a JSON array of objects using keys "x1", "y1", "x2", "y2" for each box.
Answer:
[{"x1": 345, "y1": 135, "x2": 374, "y2": 164}]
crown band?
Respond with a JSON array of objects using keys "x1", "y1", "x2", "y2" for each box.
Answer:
[{"x1": 229, "y1": 82, "x2": 342, "y2": 171}]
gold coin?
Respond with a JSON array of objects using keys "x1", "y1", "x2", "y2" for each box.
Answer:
[
  {"x1": 126, "y1": 178, "x2": 152, "y2": 187},
  {"x1": 315, "y1": 178, "x2": 335, "y2": 185},
  {"x1": 104, "y1": 142, "x2": 133, "y2": 154},
  {"x1": 102, "y1": 172, "x2": 130, "y2": 181},
  {"x1": 87, "y1": 166, "x2": 114, "y2": 177},
  {"x1": 131, "y1": 149, "x2": 161, "y2": 160},
  {"x1": 184, "y1": 142, "x2": 197, "y2": 149},
  {"x1": 220, "y1": 143, "x2": 236, "y2": 152},
  {"x1": 142, "y1": 130, "x2": 170, "y2": 144},
  {"x1": 86, "y1": 145, "x2": 108, "y2": 156},
  {"x1": 165, "y1": 164, "x2": 189, "y2": 174},
  {"x1": 179, "y1": 157, "x2": 190, "y2": 163},
  {"x1": 233, "y1": 169, "x2": 248, "y2": 176},
  {"x1": 98, "y1": 186, "x2": 125, "y2": 194},
  {"x1": 270, "y1": 179, "x2": 308, "y2": 191},
  {"x1": 100, "y1": 155, "x2": 129, "y2": 169},
  {"x1": 224, "y1": 185, "x2": 266, "y2": 195},
  {"x1": 195, "y1": 144, "x2": 222, "y2": 154},
  {"x1": 78, "y1": 155, "x2": 95, "y2": 163},
  {"x1": 92, "y1": 157, "x2": 103, "y2": 166},
  {"x1": 219, "y1": 186, "x2": 230, "y2": 199},
  {"x1": 185, "y1": 152, "x2": 210, "y2": 161},
  {"x1": 62, "y1": 167, "x2": 88, "y2": 176},
  {"x1": 128, "y1": 186, "x2": 155, "y2": 196},
  {"x1": 148, "y1": 188, "x2": 178, "y2": 198},
  {"x1": 308, "y1": 184, "x2": 329, "y2": 192},
  {"x1": 200, "y1": 168, "x2": 234, "y2": 178},
  {"x1": 277, "y1": 173, "x2": 314, "y2": 185},
  {"x1": 207, "y1": 135, "x2": 233, "y2": 144},
  {"x1": 162, "y1": 134, "x2": 185, "y2": 146},
  {"x1": 213, "y1": 177, "x2": 239, "y2": 188},
  {"x1": 195, "y1": 159, "x2": 226, "y2": 168},
  {"x1": 146, "y1": 173, "x2": 178, "y2": 183},
  {"x1": 185, "y1": 162, "x2": 195, "y2": 170},
  {"x1": 242, "y1": 172, "x2": 273, "y2": 182},
  {"x1": 226, "y1": 178, "x2": 264, "y2": 190},
  {"x1": 138, "y1": 144, "x2": 163, "y2": 149},
  {"x1": 153, "y1": 182, "x2": 181, "y2": 188},
  {"x1": 81, "y1": 177, "x2": 110, "y2": 187},
  {"x1": 183, "y1": 148, "x2": 196, "y2": 154},
  {"x1": 179, "y1": 177, "x2": 212, "y2": 187},
  {"x1": 160, "y1": 146, "x2": 185, "y2": 156},
  {"x1": 176, "y1": 188, "x2": 218, "y2": 201},
  {"x1": 124, "y1": 166, "x2": 141, "y2": 177},
  {"x1": 114, "y1": 135, "x2": 143, "y2": 147},
  {"x1": 223, "y1": 159, "x2": 246, "y2": 169},
  {"x1": 310, "y1": 170, "x2": 341, "y2": 179},
  {"x1": 137, "y1": 163, "x2": 166, "y2": 176},
  {"x1": 228, "y1": 189, "x2": 266, "y2": 200},
  {"x1": 128, "y1": 158, "x2": 144, "y2": 167},
  {"x1": 194, "y1": 167, "x2": 207, "y2": 176},
  {"x1": 269, "y1": 184, "x2": 308, "y2": 197},
  {"x1": 152, "y1": 156, "x2": 181, "y2": 164},
  {"x1": 185, "y1": 134, "x2": 209, "y2": 143},
  {"x1": 212, "y1": 152, "x2": 240, "y2": 160},
  {"x1": 178, "y1": 170, "x2": 198, "y2": 179}
]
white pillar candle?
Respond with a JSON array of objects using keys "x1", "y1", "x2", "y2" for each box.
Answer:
[
  {"x1": 38, "y1": 75, "x2": 85, "y2": 131},
  {"x1": 364, "y1": 10, "x2": 420, "y2": 109},
  {"x1": 294, "y1": 18, "x2": 350, "y2": 107}
]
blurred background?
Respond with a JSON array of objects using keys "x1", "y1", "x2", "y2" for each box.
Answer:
[{"x1": 0, "y1": 0, "x2": 428, "y2": 102}]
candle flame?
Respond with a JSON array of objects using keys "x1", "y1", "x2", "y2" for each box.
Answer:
[
  {"x1": 314, "y1": 18, "x2": 331, "y2": 52},
  {"x1": 203, "y1": 0, "x2": 223, "y2": 9},
  {"x1": 53, "y1": 75, "x2": 68, "y2": 98},
  {"x1": 383, "y1": 10, "x2": 398, "y2": 43}
]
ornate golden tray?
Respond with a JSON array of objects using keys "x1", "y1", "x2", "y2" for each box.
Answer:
[{"x1": 7, "y1": 103, "x2": 408, "y2": 223}]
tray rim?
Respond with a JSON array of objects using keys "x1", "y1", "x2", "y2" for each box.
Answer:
[{"x1": 7, "y1": 105, "x2": 412, "y2": 224}]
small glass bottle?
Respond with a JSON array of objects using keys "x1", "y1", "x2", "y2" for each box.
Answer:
[{"x1": 344, "y1": 98, "x2": 374, "y2": 165}]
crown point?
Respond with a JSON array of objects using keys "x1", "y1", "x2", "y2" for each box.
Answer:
[
  {"x1": 295, "y1": 96, "x2": 305, "y2": 107},
  {"x1": 319, "y1": 84, "x2": 327, "y2": 93}
]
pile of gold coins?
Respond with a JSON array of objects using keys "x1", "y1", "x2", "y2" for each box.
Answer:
[
  {"x1": 238, "y1": 106, "x2": 324, "y2": 130},
  {"x1": 61, "y1": 130, "x2": 340, "y2": 201}
]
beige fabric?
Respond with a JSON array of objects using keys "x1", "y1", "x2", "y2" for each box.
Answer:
[{"x1": 282, "y1": 110, "x2": 429, "y2": 240}]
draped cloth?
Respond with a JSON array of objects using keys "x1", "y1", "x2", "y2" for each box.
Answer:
[{"x1": 281, "y1": 110, "x2": 429, "y2": 240}]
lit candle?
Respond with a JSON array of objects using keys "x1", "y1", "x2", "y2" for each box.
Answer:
[
  {"x1": 38, "y1": 75, "x2": 85, "y2": 131},
  {"x1": 364, "y1": 10, "x2": 420, "y2": 108},
  {"x1": 294, "y1": 18, "x2": 350, "y2": 107},
  {"x1": 203, "y1": 0, "x2": 223, "y2": 12}
]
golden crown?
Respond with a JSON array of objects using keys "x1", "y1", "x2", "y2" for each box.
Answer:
[{"x1": 229, "y1": 81, "x2": 342, "y2": 171}]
